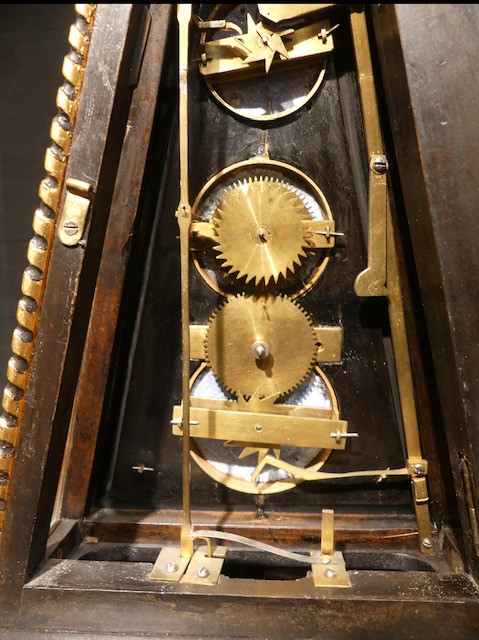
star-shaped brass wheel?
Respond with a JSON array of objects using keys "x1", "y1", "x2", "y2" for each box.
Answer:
[{"x1": 235, "y1": 14, "x2": 293, "y2": 73}]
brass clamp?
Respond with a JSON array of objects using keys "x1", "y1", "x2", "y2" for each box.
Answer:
[{"x1": 57, "y1": 178, "x2": 94, "y2": 247}]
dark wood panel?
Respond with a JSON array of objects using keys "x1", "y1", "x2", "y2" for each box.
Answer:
[
  {"x1": 10, "y1": 558, "x2": 479, "y2": 639},
  {"x1": 0, "y1": 4, "x2": 140, "y2": 616},
  {"x1": 59, "y1": 4, "x2": 174, "y2": 521},
  {"x1": 81, "y1": 508, "x2": 424, "y2": 550},
  {"x1": 372, "y1": 3, "x2": 479, "y2": 577}
]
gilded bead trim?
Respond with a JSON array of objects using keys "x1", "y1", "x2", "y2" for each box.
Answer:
[{"x1": 0, "y1": 5, "x2": 97, "y2": 536}]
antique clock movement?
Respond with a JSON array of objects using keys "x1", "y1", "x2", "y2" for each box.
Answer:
[
  {"x1": 1, "y1": 4, "x2": 479, "y2": 639},
  {"x1": 147, "y1": 2, "x2": 434, "y2": 584}
]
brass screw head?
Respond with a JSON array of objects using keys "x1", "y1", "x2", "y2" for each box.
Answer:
[
  {"x1": 63, "y1": 220, "x2": 79, "y2": 236},
  {"x1": 371, "y1": 155, "x2": 388, "y2": 174}
]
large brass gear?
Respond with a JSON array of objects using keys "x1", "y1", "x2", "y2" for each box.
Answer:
[
  {"x1": 204, "y1": 294, "x2": 317, "y2": 398},
  {"x1": 213, "y1": 176, "x2": 313, "y2": 286}
]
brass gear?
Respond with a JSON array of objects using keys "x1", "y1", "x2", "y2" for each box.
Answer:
[
  {"x1": 204, "y1": 294, "x2": 316, "y2": 398},
  {"x1": 213, "y1": 176, "x2": 312, "y2": 286}
]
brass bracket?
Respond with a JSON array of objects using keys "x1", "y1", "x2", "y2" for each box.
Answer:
[
  {"x1": 407, "y1": 461, "x2": 435, "y2": 556},
  {"x1": 189, "y1": 324, "x2": 343, "y2": 363},
  {"x1": 148, "y1": 545, "x2": 190, "y2": 582},
  {"x1": 354, "y1": 161, "x2": 387, "y2": 297},
  {"x1": 57, "y1": 178, "x2": 93, "y2": 246},
  {"x1": 180, "y1": 544, "x2": 226, "y2": 585},
  {"x1": 148, "y1": 543, "x2": 226, "y2": 586},
  {"x1": 172, "y1": 403, "x2": 348, "y2": 450},
  {"x1": 311, "y1": 509, "x2": 351, "y2": 588},
  {"x1": 311, "y1": 550, "x2": 350, "y2": 587}
]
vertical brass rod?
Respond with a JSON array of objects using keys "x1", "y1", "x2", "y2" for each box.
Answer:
[
  {"x1": 177, "y1": 3, "x2": 194, "y2": 558},
  {"x1": 349, "y1": 8, "x2": 382, "y2": 154},
  {"x1": 351, "y1": 6, "x2": 387, "y2": 297},
  {"x1": 386, "y1": 204, "x2": 423, "y2": 460}
]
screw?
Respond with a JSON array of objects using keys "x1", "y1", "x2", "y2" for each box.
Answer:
[
  {"x1": 63, "y1": 220, "x2": 79, "y2": 236},
  {"x1": 422, "y1": 538, "x2": 433, "y2": 549},
  {"x1": 371, "y1": 155, "x2": 388, "y2": 174},
  {"x1": 197, "y1": 566, "x2": 210, "y2": 578},
  {"x1": 412, "y1": 463, "x2": 425, "y2": 476},
  {"x1": 324, "y1": 568, "x2": 337, "y2": 579},
  {"x1": 251, "y1": 340, "x2": 270, "y2": 360},
  {"x1": 166, "y1": 562, "x2": 179, "y2": 573}
]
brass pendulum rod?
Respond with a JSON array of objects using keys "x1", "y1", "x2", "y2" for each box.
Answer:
[
  {"x1": 349, "y1": 6, "x2": 434, "y2": 554},
  {"x1": 177, "y1": 3, "x2": 194, "y2": 559}
]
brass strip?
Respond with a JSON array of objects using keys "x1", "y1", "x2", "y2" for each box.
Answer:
[
  {"x1": 0, "y1": 4, "x2": 97, "y2": 536},
  {"x1": 349, "y1": 6, "x2": 433, "y2": 551},
  {"x1": 188, "y1": 396, "x2": 334, "y2": 420},
  {"x1": 189, "y1": 325, "x2": 207, "y2": 360},
  {"x1": 177, "y1": 3, "x2": 194, "y2": 559},
  {"x1": 320, "y1": 508, "x2": 334, "y2": 559},
  {"x1": 194, "y1": 529, "x2": 327, "y2": 566},
  {"x1": 172, "y1": 405, "x2": 348, "y2": 450},
  {"x1": 189, "y1": 324, "x2": 342, "y2": 363},
  {"x1": 251, "y1": 455, "x2": 409, "y2": 483},
  {"x1": 411, "y1": 477, "x2": 434, "y2": 556},
  {"x1": 350, "y1": 7, "x2": 387, "y2": 297},
  {"x1": 387, "y1": 201, "x2": 423, "y2": 459},
  {"x1": 388, "y1": 191, "x2": 431, "y2": 557}
]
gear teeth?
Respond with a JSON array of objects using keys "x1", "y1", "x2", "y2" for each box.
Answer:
[
  {"x1": 204, "y1": 295, "x2": 316, "y2": 398},
  {"x1": 211, "y1": 173, "x2": 321, "y2": 288}
]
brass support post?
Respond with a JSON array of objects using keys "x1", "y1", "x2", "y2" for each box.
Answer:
[{"x1": 177, "y1": 3, "x2": 194, "y2": 559}]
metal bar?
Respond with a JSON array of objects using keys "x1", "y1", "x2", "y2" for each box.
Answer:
[
  {"x1": 350, "y1": 6, "x2": 433, "y2": 552},
  {"x1": 351, "y1": 7, "x2": 387, "y2": 297},
  {"x1": 194, "y1": 529, "x2": 325, "y2": 565},
  {"x1": 177, "y1": 3, "x2": 194, "y2": 559}
]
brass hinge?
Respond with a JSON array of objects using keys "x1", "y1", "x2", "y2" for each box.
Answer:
[{"x1": 57, "y1": 178, "x2": 93, "y2": 246}]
